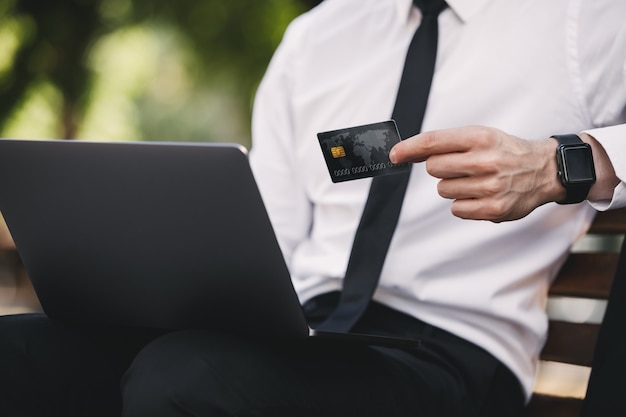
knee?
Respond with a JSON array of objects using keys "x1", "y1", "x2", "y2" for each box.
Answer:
[{"x1": 121, "y1": 330, "x2": 251, "y2": 417}]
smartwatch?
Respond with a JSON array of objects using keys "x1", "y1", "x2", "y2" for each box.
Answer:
[{"x1": 552, "y1": 134, "x2": 596, "y2": 205}]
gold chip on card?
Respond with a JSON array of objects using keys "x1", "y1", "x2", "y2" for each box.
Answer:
[{"x1": 330, "y1": 146, "x2": 346, "y2": 158}]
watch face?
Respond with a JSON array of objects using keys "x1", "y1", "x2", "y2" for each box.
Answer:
[{"x1": 560, "y1": 145, "x2": 596, "y2": 183}]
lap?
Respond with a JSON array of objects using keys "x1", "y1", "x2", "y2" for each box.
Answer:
[
  {"x1": 123, "y1": 330, "x2": 472, "y2": 417},
  {"x1": 0, "y1": 298, "x2": 525, "y2": 417},
  {"x1": 122, "y1": 296, "x2": 524, "y2": 417}
]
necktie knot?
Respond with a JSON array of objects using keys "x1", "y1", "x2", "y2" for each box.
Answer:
[{"x1": 413, "y1": 0, "x2": 447, "y2": 17}]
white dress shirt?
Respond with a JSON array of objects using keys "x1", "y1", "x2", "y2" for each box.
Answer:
[{"x1": 250, "y1": 0, "x2": 626, "y2": 398}]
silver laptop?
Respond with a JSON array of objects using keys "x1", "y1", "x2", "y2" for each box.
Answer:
[{"x1": 0, "y1": 138, "x2": 418, "y2": 347}]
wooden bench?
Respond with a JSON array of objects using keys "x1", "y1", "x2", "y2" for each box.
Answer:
[{"x1": 525, "y1": 206, "x2": 626, "y2": 416}]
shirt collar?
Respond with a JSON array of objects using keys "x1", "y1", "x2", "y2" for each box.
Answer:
[
  {"x1": 399, "y1": 0, "x2": 492, "y2": 23},
  {"x1": 446, "y1": 0, "x2": 492, "y2": 22}
]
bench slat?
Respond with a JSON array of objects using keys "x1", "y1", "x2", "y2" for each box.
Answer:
[
  {"x1": 549, "y1": 252, "x2": 618, "y2": 299},
  {"x1": 589, "y1": 207, "x2": 626, "y2": 234},
  {"x1": 540, "y1": 320, "x2": 600, "y2": 367}
]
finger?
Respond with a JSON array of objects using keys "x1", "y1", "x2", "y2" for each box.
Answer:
[
  {"x1": 437, "y1": 175, "x2": 510, "y2": 200},
  {"x1": 390, "y1": 130, "x2": 472, "y2": 164},
  {"x1": 426, "y1": 148, "x2": 504, "y2": 180},
  {"x1": 437, "y1": 177, "x2": 480, "y2": 200},
  {"x1": 449, "y1": 198, "x2": 511, "y2": 223},
  {"x1": 390, "y1": 126, "x2": 488, "y2": 164},
  {"x1": 449, "y1": 198, "x2": 491, "y2": 221},
  {"x1": 426, "y1": 152, "x2": 480, "y2": 179}
]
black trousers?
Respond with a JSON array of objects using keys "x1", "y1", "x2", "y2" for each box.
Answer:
[{"x1": 0, "y1": 292, "x2": 524, "y2": 417}]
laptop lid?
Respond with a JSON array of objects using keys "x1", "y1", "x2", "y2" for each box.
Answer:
[{"x1": 0, "y1": 138, "x2": 310, "y2": 338}]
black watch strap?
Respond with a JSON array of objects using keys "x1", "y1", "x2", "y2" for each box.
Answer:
[
  {"x1": 553, "y1": 134, "x2": 582, "y2": 146},
  {"x1": 552, "y1": 134, "x2": 595, "y2": 205}
]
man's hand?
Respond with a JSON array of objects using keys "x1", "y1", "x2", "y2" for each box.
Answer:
[{"x1": 389, "y1": 126, "x2": 565, "y2": 222}]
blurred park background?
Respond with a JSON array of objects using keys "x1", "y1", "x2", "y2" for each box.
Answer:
[
  {"x1": 0, "y1": 0, "x2": 321, "y2": 148},
  {"x1": 0, "y1": 0, "x2": 321, "y2": 313}
]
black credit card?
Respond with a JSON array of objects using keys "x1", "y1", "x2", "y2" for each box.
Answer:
[{"x1": 317, "y1": 120, "x2": 409, "y2": 183}]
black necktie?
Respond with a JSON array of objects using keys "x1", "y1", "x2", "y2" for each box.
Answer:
[{"x1": 318, "y1": 0, "x2": 448, "y2": 332}]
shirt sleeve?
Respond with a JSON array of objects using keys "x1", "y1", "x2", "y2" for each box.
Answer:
[
  {"x1": 584, "y1": 125, "x2": 626, "y2": 210},
  {"x1": 578, "y1": 1, "x2": 626, "y2": 210},
  {"x1": 249, "y1": 20, "x2": 313, "y2": 265}
]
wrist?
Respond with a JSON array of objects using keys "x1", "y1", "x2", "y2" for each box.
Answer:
[{"x1": 539, "y1": 138, "x2": 568, "y2": 204}]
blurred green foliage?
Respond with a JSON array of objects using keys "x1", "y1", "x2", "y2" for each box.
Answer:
[{"x1": 0, "y1": 0, "x2": 320, "y2": 147}]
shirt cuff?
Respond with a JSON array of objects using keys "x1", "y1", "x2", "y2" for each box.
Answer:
[
  {"x1": 583, "y1": 125, "x2": 626, "y2": 210},
  {"x1": 588, "y1": 182, "x2": 626, "y2": 211}
]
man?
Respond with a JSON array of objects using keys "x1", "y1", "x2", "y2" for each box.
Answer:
[{"x1": 1, "y1": 0, "x2": 625, "y2": 416}]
